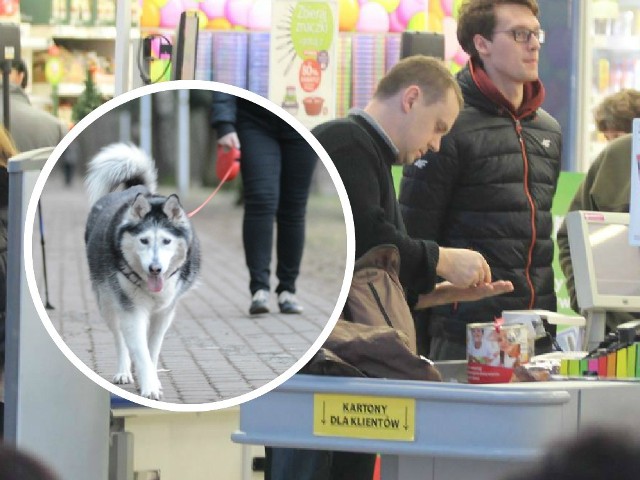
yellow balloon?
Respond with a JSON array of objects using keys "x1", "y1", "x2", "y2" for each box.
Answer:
[
  {"x1": 429, "y1": 0, "x2": 444, "y2": 16},
  {"x1": 207, "y1": 17, "x2": 232, "y2": 30},
  {"x1": 406, "y1": 11, "x2": 426, "y2": 32},
  {"x1": 371, "y1": 0, "x2": 400, "y2": 14},
  {"x1": 339, "y1": 0, "x2": 359, "y2": 32},
  {"x1": 141, "y1": 1, "x2": 161, "y2": 28},
  {"x1": 427, "y1": 12, "x2": 443, "y2": 32},
  {"x1": 148, "y1": 0, "x2": 169, "y2": 7}
]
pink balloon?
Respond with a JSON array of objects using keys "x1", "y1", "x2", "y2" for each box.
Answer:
[
  {"x1": 443, "y1": 16, "x2": 458, "y2": 60},
  {"x1": 247, "y1": 0, "x2": 271, "y2": 30},
  {"x1": 182, "y1": 0, "x2": 199, "y2": 9},
  {"x1": 159, "y1": 0, "x2": 185, "y2": 28},
  {"x1": 358, "y1": 0, "x2": 368, "y2": 5},
  {"x1": 388, "y1": 9, "x2": 406, "y2": 32},
  {"x1": 453, "y1": 48, "x2": 469, "y2": 66},
  {"x1": 200, "y1": 0, "x2": 227, "y2": 18},
  {"x1": 397, "y1": 0, "x2": 424, "y2": 24},
  {"x1": 440, "y1": 0, "x2": 453, "y2": 16},
  {"x1": 356, "y1": 1, "x2": 390, "y2": 32},
  {"x1": 225, "y1": 0, "x2": 252, "y2": 27}
]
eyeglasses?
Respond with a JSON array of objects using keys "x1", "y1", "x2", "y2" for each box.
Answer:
[{"x1": 493, "y1": 28, "x2": 545, "y2": 44}]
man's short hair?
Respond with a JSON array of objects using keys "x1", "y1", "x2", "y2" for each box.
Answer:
[
  {"x1": 10, "y1": 58, "x2": 28, "y2": 89},
  {"x1": 374, "y1": 55, "x2": 463, "y2": 109},
  {"x1": 457, "y1": 0, "x2": 540, "y2": 60}
]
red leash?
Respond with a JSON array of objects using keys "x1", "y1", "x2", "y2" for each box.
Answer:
[
  {"x1": 187, "y1": 164, "x2": 237, "y2": 218},
  {"x1": 187, "y1": 146, "x2": 241, "y2": 218}
]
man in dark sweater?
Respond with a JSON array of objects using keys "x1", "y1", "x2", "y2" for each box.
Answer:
[
  {"x1": 400, "y1": 0, "x2": 562, "y2": 359},
  {"x1": 314, "y1": 56, "x2": 514, "y2": 310},
  {"x1": 267, "y1": 55, "x2": 513, "y2": 480}
]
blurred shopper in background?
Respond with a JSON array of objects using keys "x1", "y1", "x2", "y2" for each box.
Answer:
[
  {"x1": 0, "y1": 59, "x2": 67, "y2": 152},
  {"x1": 557, "y1": 89, "x2": 640, "y2": 329},
  {"x1": 594, "y1": 88, "x2": 640, "y2": 141}
]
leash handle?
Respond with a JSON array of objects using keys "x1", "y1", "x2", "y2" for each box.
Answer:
[{"x1": 187, "y1": 163, "x2": 237, "y2": 218}]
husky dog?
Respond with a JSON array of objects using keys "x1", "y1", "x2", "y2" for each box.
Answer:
[{"x1": 84, "y1": 143, "x2": 200, "y2": 400}]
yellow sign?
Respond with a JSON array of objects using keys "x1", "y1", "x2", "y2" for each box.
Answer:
[{"x1": 313, "y1": 393, "x2": 415, "y2": 441}]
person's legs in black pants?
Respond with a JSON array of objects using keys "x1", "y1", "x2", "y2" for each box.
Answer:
[
  {"x1": 237, "y1": 117, "x2": 281, "y2": 297},
  {"x1": 274, "y1": 125, "x2": 317, "y2": 295}
]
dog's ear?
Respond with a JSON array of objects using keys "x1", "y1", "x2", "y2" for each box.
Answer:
[
  {"x1": 163, "y1": 195, "x2": 188, "y2": 224},
  {"x1": 128, "y1": 193, "x2": 152, "y2": 220}
]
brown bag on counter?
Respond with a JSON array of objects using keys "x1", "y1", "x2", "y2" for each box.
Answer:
[{"x1": 304, "y1": 245, "x2": 441, "y2": 382}]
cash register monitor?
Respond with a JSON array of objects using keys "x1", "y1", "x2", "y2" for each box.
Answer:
[
  {"x1": 566, "y1": 211, "x2": 640, "y2": 349},
  {"x1": 566, "y1": 211, "x2": 640, "y2": 312}
]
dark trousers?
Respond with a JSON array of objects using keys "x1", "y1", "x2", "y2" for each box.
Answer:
[
  {"x1": 237, "y1": 113, "x2": 317, "y2": 295},
  {"x1": 265, "y1": 447, "x2": 376, "y2": 480}
]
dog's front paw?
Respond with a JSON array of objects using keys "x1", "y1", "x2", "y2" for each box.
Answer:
[
  {"x1": 113, "y1": 372, "x2": 134, "y2": 384},
  {"x1": 139, "y1": 385, "x2": 163, "y2": 400},
  {"x1": 139, "y1": 377, "x2": 163, "y2": 400}
]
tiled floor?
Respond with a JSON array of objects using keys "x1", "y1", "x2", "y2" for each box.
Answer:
[{"x1": 31, "y1": 169, "x2": 349, "y2": 405}]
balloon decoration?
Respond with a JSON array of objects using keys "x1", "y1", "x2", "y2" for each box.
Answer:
[
  {"x1": 388, "y1": 9, "x2": 406, "y2": 33},
  {"x1": 199, "y1": 0, "x2": 226, "y2": 19},
  {"x1": 371, "y1": 0, "x2": 400, "y2": 14},
  {"x1": 158, "y1": 0, "x2": 184, "y2": 28},
  {"x1": 247, "y1": 0, "x2": 272, "y2": 31},
  {"x1": 225, "y1": 0, "x2": 252, "y2": 28},
  {"x1": 356, "y1": 2, "x2": 390, "y2": 33},
  {"x1": 338, "y1": 0, "x2": 359, "y2": 32},
  {"x1": 137, "y1": 0, "x2": 470, "y2": 68},
  {"x1": 141, "y1": 0, "x2": 161, "y2": 27}
]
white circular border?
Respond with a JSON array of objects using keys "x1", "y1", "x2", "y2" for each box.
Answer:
[{"x1": 23, "y1": 80, "x2": 355, "y2": 412}]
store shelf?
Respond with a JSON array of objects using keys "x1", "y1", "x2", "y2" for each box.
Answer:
[
  {"x1": 31, "y1": 81, "x2": 115, "y2": 99},
  {"x1": 592, "y1": 34, "x2": 640, "y2": 50},
  {"x1": 26, "y1": 24, "x2": 140, "y2": 41}
]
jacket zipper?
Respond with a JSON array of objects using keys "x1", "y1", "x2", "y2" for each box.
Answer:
[{"x1": 514, "y1": 119, "x2": 536, "y2": 309}]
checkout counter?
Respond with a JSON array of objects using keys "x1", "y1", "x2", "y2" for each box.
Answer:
[
  {"x1": 5, "y1": 148, "x2": 110, "y2": 479},
  {"x1": 232, "y1": 370, "x2": 640, "y2": 480}
]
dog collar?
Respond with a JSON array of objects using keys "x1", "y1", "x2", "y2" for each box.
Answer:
[{"x1": 117, "y1": 258, "x2": 144, "y2": 287}]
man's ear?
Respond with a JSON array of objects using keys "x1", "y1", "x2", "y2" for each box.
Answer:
[
  {"x1": 473, "y1": 33, "x2": 491, "y2": 57},
  {"x1": 402, "y1": 85, "x2": 421, "y2": 113}
]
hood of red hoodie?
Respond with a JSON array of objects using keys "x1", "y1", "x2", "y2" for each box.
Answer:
[{"x1": 459, "y1": 58, "x2": 545, "y2": 120}]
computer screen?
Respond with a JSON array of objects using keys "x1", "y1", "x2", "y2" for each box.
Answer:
[
  {"x1": 171, "y1": 11, "x2": 199, "y2": 81},
  {"x1": 566, "y1": 211, "x2": 640, "y2": 312}
]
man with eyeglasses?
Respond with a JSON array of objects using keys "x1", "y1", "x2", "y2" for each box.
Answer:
[{"x1": 399, "y1": 0, "x2": 562, "y2": 360}]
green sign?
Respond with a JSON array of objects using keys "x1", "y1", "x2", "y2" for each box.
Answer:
[{"x1": 290, "y1": 2, "x2": 334, "y2": 59}]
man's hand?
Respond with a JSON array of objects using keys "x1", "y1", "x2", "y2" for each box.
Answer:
[
  {"x1": 415, "y1": 280, "x2": 514, "y2": 310},
  {"x1": 436, "y1": 247, "x2": 491, "y2": 287}
]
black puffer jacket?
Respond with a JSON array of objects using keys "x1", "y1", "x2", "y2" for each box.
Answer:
[{"x1": 399, "y1": 62, "x2": 562, "y2": 342}]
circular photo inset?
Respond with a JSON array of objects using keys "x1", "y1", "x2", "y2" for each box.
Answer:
[{"x1": 24, "y1": 82, "x2": 354, "y2": 410}]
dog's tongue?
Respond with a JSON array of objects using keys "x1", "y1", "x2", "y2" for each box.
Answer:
[{"x1": 147, "y1": 275, "x2": 164, "y2": 293}]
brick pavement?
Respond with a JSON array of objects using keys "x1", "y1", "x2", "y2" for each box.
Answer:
[{"x1": 31, "y1": 168, "x2": 349, "y2": 405}]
